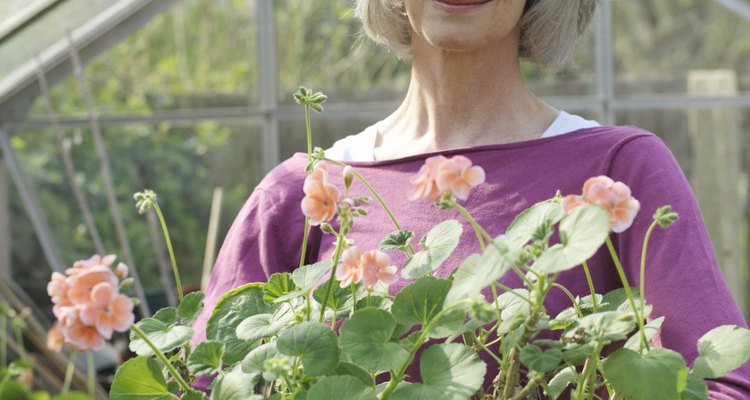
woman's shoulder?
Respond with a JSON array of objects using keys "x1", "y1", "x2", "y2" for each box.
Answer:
[{"x1": 253, "y1": 153, "x2": 310, "y2": 203}]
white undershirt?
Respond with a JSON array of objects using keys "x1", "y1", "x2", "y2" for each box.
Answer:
[{"x1": 326, "y1": 111, "x2": 601, "y2": 162}]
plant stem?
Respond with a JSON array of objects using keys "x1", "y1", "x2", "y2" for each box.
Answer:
[
  {"x1": 318, "y1": 236, "x2": 345, "y2": 323},
  {"x1": 582, "y1": 260, "x2": 598, "y2": 312},
  {"x1": 305, "y1": 104, "x2": 312, "y2": 160},
  {"x1": 551, "y1": 283, "x2": 583, "y2": 317},
  {"x1": 298, "y1": 218, "x2": 310, "y2": 268},
  {"x1": 450, "y1": 200, "x2": 493, "y2": 243},
  {"x1": 0, "y1": 316, "x2": 6, "y2": 368},
  {"x1": 510, "y1": 374, "x2": 545, "y2": 400},
  {"x1": 501, "y1": 308, "x2": 541, "y2": 399},
  {"x1": 379, "y1": 301, "x2": 470, "y2": 400},
  {"x1": 638, "y1": 221, "x2": 659, "y2": 351},
  {"x1": 604, "y1": 237, "x2": 649, "y2": 351},
  {"x1": 131, "y1": 324, "x2": 191, "y2": 392},
  {"x1": 493, "y1": 282, "x2": 534, "y2": 305},
  {"x1": 62, "y1": 349, "x2": 76, "y2": 394},
  {"x1": 154, "y1": 203, "x2": 183, "y2": 302},
  {"x1": 87, "y1": 350, "x2": 95, "y2": 397},
  {"x1": 324, "y1": 158, "x2": 415, "y2": 255},
  {"x1": 13, "y1": 323, "x2": 26, "y2": 359}
]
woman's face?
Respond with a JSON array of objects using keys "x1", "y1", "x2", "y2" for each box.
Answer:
[{"x1": 404, "y1": 0, "x2": 526, "y2": 53}]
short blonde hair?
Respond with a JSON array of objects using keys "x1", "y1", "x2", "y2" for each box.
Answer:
[{"x1": 354, "y1": 0, "x2": 597, "y2": 69}]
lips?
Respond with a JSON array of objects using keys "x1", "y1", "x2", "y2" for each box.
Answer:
[
  {"x1": 437, "y1": 0, "x2": 491, "y2": 4},
  {"x1": 431, "y1": 0, "x2": 493, "y2": 12}
]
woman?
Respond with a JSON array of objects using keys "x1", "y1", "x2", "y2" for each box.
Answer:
[{"x1": 193, "y1": 0, "x2": 750, "y2": 397}]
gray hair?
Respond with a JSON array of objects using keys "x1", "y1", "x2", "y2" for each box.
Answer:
[{"x1": 354, "y1": 0, "x2": 597, "y2": 69}]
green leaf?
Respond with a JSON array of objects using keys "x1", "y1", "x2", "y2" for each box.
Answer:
[
  {"x1": 340, "y1": 308, "x2": 410, "y2": 372},
  {"x1": 187, "y1": 341, "x2": 225, "y2": 376},
  {"x1": 313, "y1": 280, "x2": 354, "y2": 311},
  {"x1": 291, "y1": 261, "x2": 332, "y2": 293},
  {"x1": 401, "y1": 220, "x2": 463, "y2": 279},
  {"x1": 495, "y1": 289, "x2": 531, "y2": 334},
  {"x1": 152, "y1": 307, "x2": 178, "y2": 324},
  {"x1": 602, "y1": 347, "x2": 688, "y2": 400},
  {"x1": 624, "y1": 316, "x2": 664, "y2": 351},
  {"x1": 207, "y1": 283, "x2": 275, "y2": 364},
  {"x1": 429, "y1": 308, "x2": 468, "y2": 339},
  {"x1": 545, "y1": 367, "x2": 576, "y2": 400},
  {"x1": 532, "y1": 204, "x2": 610, "y2": 274},
  {"x1": 692, "y1": 325, "x2": 750, "y2": 379},
  {"x1": 444, "y1": 239, "x2": 518, "y2": 307},
  {"x1": 391, "y1": 277, "x2": 452, "y2": 327},
  {"x1": 241, "y1": 342, "x2": 280, "y2": 375},
  {"x1": 177, "y1": 292, "x2": 205, "y2": 325},
  {"x1": 505, "y1": 200, "x2": 564, "y2": 247},
  {"x1": 235, "y1": 305, "x2": 295, "y2": 342},
  {"x1": 264, "y1": 273, "x2": 298, "y2": 303},
  {"x1": 181, "y1": 390, "x2": 209, "y2": 400},
  {"x1": 209, "y1": 366, "x2": 259, "y2": 400},
  {"x1": 520, "y1": 344, "x2": 563, "y2": 373},
  {"x1": 599, "y1": 287, "x2": 640, "y2": 312},
  {"x1": 380, "y1": 230, "x2": 415, "y2": 251},
  {"x1": 333, "y1": 362, "x2": 375, "y2": 387},
  {"x1": 682, "y1": 372, "x2": 709, "y2": 400},
  {"x1": 562, "y1": 311, "x2": 636, "y2": 345},
  {"x1": 389, "y1": 344, "x2": 486, "y2": 400},
  {"x1": 276, "y1": 322, "x2": 339, "y2": 376},
  {"x1": 129, "y1": 317, "x2": 193, "y2": 357},
  {"x1": 306, "y1": 376, "x2": 377, "y2": 400},
  {"x1": 110, "y1": 357, "x2": 170, "y2": 400}
]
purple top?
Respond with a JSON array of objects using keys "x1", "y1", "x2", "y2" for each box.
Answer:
[{"x1": 192, "y1": 125, "x2": 750, "y2": 398}]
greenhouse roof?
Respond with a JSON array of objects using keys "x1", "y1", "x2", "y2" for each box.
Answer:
[{"x1": 0, "y1": 0, "x2": 176, "y2": 109}]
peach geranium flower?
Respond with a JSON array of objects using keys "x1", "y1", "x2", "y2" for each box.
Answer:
[
  {"x1": 336, "y1": 246, "x2": 363, "y2": 288},
  {"x1": 408, "y1": 155, "x2": 447, "y2": 202},
  {"x1": 301, "y1": 164, "x2": 340, "y2": 226},
  {"x1": 79, "y1": 282, "x2": 135, "y2": 339},
  {"x1": 435, "y1": 155, "x2": 486, "y2": 201},
  {"x1": 62, "y1": 311, "x2": 105, "y2": 351},
  {"x1": 563, "y1": 175, "x2": 641, "y2": 233},
  {"x1": 360, "y1": 250, "x2": 398, "y2": 287},
  {"x1": 67, "y1": 266, "x2": 120, "y2": 306},
  {"x1": 47, "y1": 322, "x2": 65, "y2": 352}
]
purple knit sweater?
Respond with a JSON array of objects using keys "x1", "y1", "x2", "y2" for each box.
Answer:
[{"x1": 192, "y1": 125, "x2": 750, "y2": 398}]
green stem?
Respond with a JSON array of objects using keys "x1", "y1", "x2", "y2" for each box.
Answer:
[
  {"x1": 62, "y1": 349, "x2": 76, "y2": 394},
  {"x1": 582, "y1": 260, "x2": 598, "y2": 313},
  {"x1": 551, "y1": 283, "x2": 583, "y2": 318},
  {"x1": 318, "y1": 236, "x2": 345, "y2": 323},
  {"x1": 131, "y1": 324, "x2": 191, "y2": 392},
  {"x1": 510, "y1": 374, "x2": 545, "y2": 400},
  {"x1": 299, "y1": 218, "x2": 310, "y2": 268},
  {"x1": 13, "y1": 324, "x2": 26, "y2": 359},
  {"x1": 380, "y1": 301, "x2": 470, "y2": 400},
  {"x1": 605, "y1": 237, "x2": 649, "y2": 352},
  {"x1": 493, "y1": 282, "x2": 533, "y2": 305},
  {"x1": 87, "y1": 350, "x2": 95, "y2": 397},
  {"x1": 450, "y1": 200, "x2": 493, "y2": 243},
  {"x1": 305, "y1": 104, "x2": 312, "y2": 160},
  {"x1": 154, "y1": 203, "x2": 183, "y2": 303},
  {"x1": 324, "y1": 158, "x2": 415, "y2": 255},
  {"x1": 639, "y1": 221, "x2": 659, "y2": 351}
]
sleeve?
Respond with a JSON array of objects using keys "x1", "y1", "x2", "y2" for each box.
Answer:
[
  {"x1": 190, "y1": 187, "x2": 301, "y2": 344},
  {"x1": 607, "y1": 133, "x2": 750, "y2": 399}
]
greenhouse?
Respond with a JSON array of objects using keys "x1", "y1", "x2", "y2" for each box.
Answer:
[{"x1": 2, "y1": 0, "x2": 750, "y2": 398}]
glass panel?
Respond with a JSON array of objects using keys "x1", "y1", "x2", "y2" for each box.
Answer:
[
  {"x1": 9, "y1": 120, "x2": 263, "y2": 301},
  {"x1": 279, "y1": 116, "x2": 378, "y2": 161},
  {"x1": 613, "y1": 0, "x2": 750, "y2": 95},
  {"x1": 274, "y1": 0, "x2": 411, "y2": 105},
  {"x1": 26, "y1": 0, "x2": 259, "y2": 118},
  {"x1": 525, "y1": 28, "x2": 597, "y2": 97}
]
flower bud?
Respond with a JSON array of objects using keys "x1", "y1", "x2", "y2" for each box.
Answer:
[
  {"x1": 343, "y1": 166, "x2": 354, "y2": 191},
  {"x1": 114, "y1": 262, "x2": 129, "y2": 280},
  {"x1": 133, "y1": 190, "x2": 157, "y2": 214},
  {"x1": 320, "y1": 222, "x2": 336, "y2": 235},
  {"x1": 653, "y1": 205, "x2": 679, "y2": 228}
]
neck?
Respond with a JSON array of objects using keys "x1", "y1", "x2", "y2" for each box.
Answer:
[{"x1": 376, "y1": 28, "x2": 557, "y2": 158}]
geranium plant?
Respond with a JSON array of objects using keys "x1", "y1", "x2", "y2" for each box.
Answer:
[{"x1": 64, "y1": 88, "x2": 750, "y2": 400}]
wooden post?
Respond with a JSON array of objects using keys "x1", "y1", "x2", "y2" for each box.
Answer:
[
  {"x1": 687, "y1": 70, "x2": 745, "y2": 314},
  {"x1": 201, "y1": 187, "x2": 224, "y2": 291}
]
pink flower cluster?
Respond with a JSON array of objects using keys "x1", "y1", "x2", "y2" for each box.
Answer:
[
  {"x1": 301, "y1": 163, "x2": 340, "y2": 226},
  {"x1": 409, "y1": 155, "x2": 486, "y2": 202},
  {"x1": 563, "y1": 176, "x2": 641, "y2": 233},
  {"x1": 47, "y1": 254, "x2": 135, "y2": 351},
  {"x1": 336, "y1": 246, "x2": 398, "y2": 289}
]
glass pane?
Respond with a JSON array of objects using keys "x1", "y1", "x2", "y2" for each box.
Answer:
[
  {"x1": 26, "y1": 0, "x2": 259, "y2": 118},
  {"x1": 613, "y1": 0, "x2": 750, "y2": 95},
  {"x1": 525, "y1": 28, "x2": 597, "y2": 97},
  {"x1": 9, "y1": 120, "x2": 263, "y2": 302},
  {"x1": 279, "y1": 116, "x2": 378, "y2": 161},
  {"x1": 274, "y1": 0, "x2": 411, "y2": 105}
]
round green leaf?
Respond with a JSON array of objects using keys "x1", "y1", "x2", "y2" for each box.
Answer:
[
  {"x1": 532, "y1": 204, "x2": 610, "y2": 274},
  {"x1": 241, "y1": 342, "x2": 280, "y2": 375},
  {"x1": 545, "y1": 366, "x2": 576, "y2": 400},
  {"x1": 562, "y1": 310, "x2": 636, "y2": 345},
  {"x1": 682, "y1": 372, "x2": 709, "y2": 400},
  {"x1": 603, "y1": 348, "x2": 688, "y2": 400},
  {"x1": 177, "y1": 291, "x2": 205, "y2": 325},
  {"x1": 312, "y1": 281, "x2": 354, "y2": 312},
  {"x1": 401, "y1": 220, "x2": 463, "y2": 279},
  {"x1": 340, "y1": 308, "x2": 410, "y2": 372},
  {"x1": 390, "y1": 343, "x2": 486, "y2": 400},
  {"x1": 128, "y1": 317, "x2": 193, "y2": 357},
  {"x1": 276, "y1": 322, "x2": 339, "y2": 376},
  {"x1": 187, "y1": 340, "x2": 225, "y2": 376},
  {"x1": 334, "y1": 361, "x2": 375, "y2": 387},
  {"x1": 235, "y1": 305, "x2": 294, "y2": 343},
  {"x1": 291, "y1": 260, "x2": 332, "y2": 293},
  {"x1": 110, "y1": 356, "x2": 170, "y2": 400},
  {"x1": 624, "y1": 316, "x2": 664, "y2": 351},
  {"x1": 209, "y1": 366, "x2": 259, "y2": 400},
  {"x1": 392, "y1": 277, "x2": 451, "y2": 327},
  {"x1": 207, "y1": 283, "x2": 275, "y2": 364},
  {"x1": 692, "y1": 325, "x2": 750, "y2": 379},
  {"x1": 520, "y1": 344, "x2": 563, "y2": 373},
  {"x1": 263, "y1": 273, "x2": 298, "y2": 303},
  {"x1": 495, "y1": 289, "x2": 531, "y2": 334},
  {"x1": 306, "y1": 376, "x2": 377, "y2": 400},
  {"x1": 506, "y1": 200, "x2": 564, "y2": 247}
]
